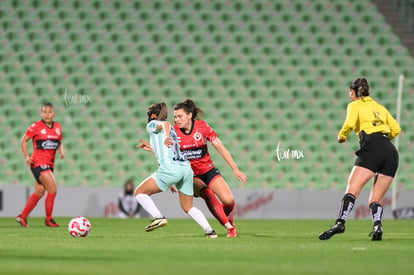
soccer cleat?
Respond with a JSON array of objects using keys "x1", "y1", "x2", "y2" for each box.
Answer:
[
  {"x1": 227, "y1": 227, "x2": 237, "y2": 238},
  {"x1": 45, "y1": 218, "x2": 60, "y2": 227},
  {"x1": 16, "y1": 215, "x2": 28, "y2": 228},
  {"x1": 144, "y1": 217, "x2": 168, "y2": 232},
  {"x1": 205, "y1": 230, "x2": 218, "y2": 239},
  {"x1": 369, "y1": 225, "x2": 383, "y2": 241},
  {"x1": 228, "y1": 215, "x2": 238, "y2": 236},
  {"x1": 319, "y1": 222, "x2": 345, "y2": 240}
]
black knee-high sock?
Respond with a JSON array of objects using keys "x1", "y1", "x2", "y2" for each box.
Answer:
[
  {"x1": 336, "y1": 193, "x2": 356, "y2": 224},
  {"x1": 369, "y1": 202, "x2": 383, "y2": 226}
]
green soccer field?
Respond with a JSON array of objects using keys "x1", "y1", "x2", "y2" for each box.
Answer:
[{"x1": 0, "y1": 218, "x2": 413, "y2": 275}]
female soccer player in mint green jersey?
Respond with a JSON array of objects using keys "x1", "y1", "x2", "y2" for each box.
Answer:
[{"x1": 134, "y1": 102, "x2": 217, "y2": 238}]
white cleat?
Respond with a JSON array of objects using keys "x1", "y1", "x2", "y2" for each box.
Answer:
[{"x1": 144, "y1": 217, "x2": 168, "y2": 232}]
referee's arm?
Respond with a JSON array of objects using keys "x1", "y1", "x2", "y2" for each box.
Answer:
[{"x1": 337, "y1": 104, "x2": 358, "y2": 142}]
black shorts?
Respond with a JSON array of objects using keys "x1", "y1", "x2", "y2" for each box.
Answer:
[
  {"x1": 31, "y1": 165, "x2": 54, "y2": 184},
  {"x1": 195, "y1": 167, "x2": 222, "y2": 186},
  {"x1": 354, "y1": 133, "x2": 399, "y2": 177}
]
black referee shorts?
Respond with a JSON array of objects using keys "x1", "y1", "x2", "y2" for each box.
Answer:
[{"x1": 354, "y1": 133, "x2": 399, "y2": 177}]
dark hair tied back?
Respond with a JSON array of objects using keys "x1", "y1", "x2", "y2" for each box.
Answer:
[
  {"x1": 174, "y1": 99, "x2": 204, "y2": 121},
  {"x1": 41, "y1": 102, "x2": 54, "y2": 111},
  {"x1": 350, "y1": 78, "x2": 369, "y2": 97}
]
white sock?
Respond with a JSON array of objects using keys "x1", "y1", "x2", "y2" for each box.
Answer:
[
  {"x1": 224, "y1": 222, "x2": 233, "y2": 229},
  {"x1": 136, "y1": 194, "x2": 163, "y2": 219},
  {"x1": 188, "y1": 207, "x2": 213, "y2": 233}
]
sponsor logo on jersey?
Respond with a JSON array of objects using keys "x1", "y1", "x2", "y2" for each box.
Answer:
[
  {"x1": 37, "y1": 140, "x2": 60, "y2": 150},
  {"x1": 181, "y1": 145, "x2": 207, "y2": 160}
]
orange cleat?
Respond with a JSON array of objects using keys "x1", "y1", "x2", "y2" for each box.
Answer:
[
  {"x1": 16, "y1": 215, "x2": 28, "y2": 228},
  {"x1": 227, "y1": 227, "x2": 237, "y2": 237}
]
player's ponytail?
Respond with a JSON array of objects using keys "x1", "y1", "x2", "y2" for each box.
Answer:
[
  {"x1": 350, "y1": 78, "x2": 370, "y2": 97},
  {"x1": 174, "y1": 99, "x2": 204, "y2": 121}
]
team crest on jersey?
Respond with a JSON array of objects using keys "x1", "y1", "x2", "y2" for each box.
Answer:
[
  {"x1": 41, "y1": 129, "x2": 47, "y2": 134},
  {"x1": 55, "y1": 128, "x2": 61, "y2": 135},
  {"x1": 194, "y1": 132, "x2": 202, "y2": 141}
]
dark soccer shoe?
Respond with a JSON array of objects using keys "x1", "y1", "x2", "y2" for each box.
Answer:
[
  {"x1": 369, "y1": 225, "x2": 383, "y2": 241},
  {"x1": 45, "y1": 218, "x2": 60, "y2": 227},
  {"x1": 205, "y1": 230, "x2": 218, "y2": 239},
  {"x1": 319, "y1": 223, "x2": 345, "y2": 240}
]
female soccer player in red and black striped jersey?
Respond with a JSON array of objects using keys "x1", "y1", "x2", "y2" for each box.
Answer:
[
  {"x1": 173, "y1": 99, "x2": 248, "y2": 237},
  {"x1": 16, "y1": 103, "x2": 64, "y2": 227}
]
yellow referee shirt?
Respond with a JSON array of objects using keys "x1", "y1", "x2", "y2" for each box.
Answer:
[{"x1": 338, "y1": 96, "x2": 401, "y2": 140}]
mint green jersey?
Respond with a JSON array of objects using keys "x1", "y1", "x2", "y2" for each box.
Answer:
[{"x1": 147, "y1": 120, "x2": 187, "y2": 166}]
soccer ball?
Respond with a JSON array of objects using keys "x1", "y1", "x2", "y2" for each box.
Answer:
[{"x1": 68, "y1": 216, "x2": 91, "y2": 238}]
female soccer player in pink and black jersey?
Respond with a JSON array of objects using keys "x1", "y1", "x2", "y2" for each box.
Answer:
[
  {"x1": 16, "y1": 102, "x2": 64, "y2": 227},
  {"x1": 173, "y1": 99, "x2": 248, "y2": 237}
]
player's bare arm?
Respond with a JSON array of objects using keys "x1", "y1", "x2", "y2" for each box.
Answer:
[
  {"x1": 58, "y1": 143, "x2": 65, "y2": 159},
  {"x1": 158, "y1": 121, "x2": 174, "y2": 147},
  {"x1": 20, "y1": 134, "x2": 33, "y2": 166},
  {"x1": 211, "y1": 138, "x2": 248, "y2": 184}
]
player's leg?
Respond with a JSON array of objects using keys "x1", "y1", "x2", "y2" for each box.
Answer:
[
  {"x1": 134, "y1": 176, "x2": 167, "y2": 231},
  {"x1": 17, "y1": 166, "x2": 47, "y2": 227},
  {"x1": 209, "y1": 177, "x2": 235, "y2": 215},
  {"x1": 16, "y1": 181, "x2": 45, "y2": 227},
  {"x1": 38, "y1": 170, "x2": 60, "y2": 227},
  {"x1": 178, "y1": 166, "x2": 216, "y2": 238},
  {"x1": 195, "y1": 177, "x2": 233, "y2": 230},
  {"x1": 178, "y1": 191, "x2": 216, "y2": 237},
  {"x1": 319, "y1": 166, "x2": 375, "y2": 240},
  {"x1": 208, "y1": 177, "x2": 237, "y2": 237},
  {"x1": 368, "y1": 173, "x2": 394, "y2": 241}
]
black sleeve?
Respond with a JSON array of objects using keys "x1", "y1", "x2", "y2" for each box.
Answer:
[{"x1": 118, "y1": 197, "x2": 128, "y2": 215}]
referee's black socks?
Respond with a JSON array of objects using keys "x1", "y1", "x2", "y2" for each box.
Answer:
[
  {"x1": 369, "y1": 202, "x2": 383, "y2": 226},
  {"x1": 335, "y1": 193, "x2": 356, "y2": 224}
]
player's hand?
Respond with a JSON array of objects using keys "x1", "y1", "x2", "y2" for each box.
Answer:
[
  {"x1": 25, "y1": 155, "x2": 34, "y2": 166},
  {"x1": 234, "y1": 169, "x2": 248, "y2": 185},
  {"x1": 137, "y1": 139, "x2": 152, "y2": 151},
  {"x1": 170, "y1": 185, "x2": 178, "y2": 193},
  {"x1": 59, "y1": 152, "x2": 65, "y2": 159},
  {"x1": 337, "y1": 137, "x2": 346, "y2": 143},
  {"x1": 164, "y1": 137, "x2": 174, "y2": 148}
]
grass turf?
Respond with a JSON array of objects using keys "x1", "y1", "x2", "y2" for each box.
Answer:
[{"x1": 0, "y1": 218, "x2": 413, "y2": 275}]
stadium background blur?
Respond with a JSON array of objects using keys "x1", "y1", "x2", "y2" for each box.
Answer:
[{"x1": 0, "y1": 0, "x2": 413, "y2": 193}]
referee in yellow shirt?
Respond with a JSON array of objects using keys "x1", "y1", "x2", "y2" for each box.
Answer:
[{"x1": 319, "y1": 78, "x2": 401, "y2": 241}]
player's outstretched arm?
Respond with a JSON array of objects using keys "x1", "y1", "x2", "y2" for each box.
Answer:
[
  {"x1": 137, "y1": 139, "x2": 153, "y2": 153},
  {"x1": 211, "y1": 138, "x2": 248, "y2": 184}
]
